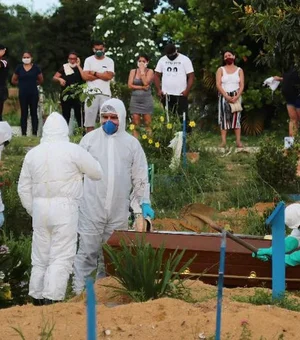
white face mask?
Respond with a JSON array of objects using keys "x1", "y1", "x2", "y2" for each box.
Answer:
[
  {"x1": 68, "y1": 62, "x2": 77, "y2": 68},
  {"x1": 22, "y1": 58, "x2": 32, "y2": 65},
  {"x1": 137, "y1": 61, "x2": 148, "y2": 68}
]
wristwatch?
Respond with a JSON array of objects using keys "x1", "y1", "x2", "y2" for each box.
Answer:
[{"x1": 93, "y1": 71, "x2": 97, "y2": 76}]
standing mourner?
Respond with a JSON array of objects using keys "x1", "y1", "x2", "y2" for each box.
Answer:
[
  {"x1": 216, "y1": 50, "x2": 244, "y2": 148},
  {"x1": 128, "y1": 54, "x2": 154, "y2": 137},
  {"x1": 82, "y1": 41, "x2": 114, "y2": 133},
  {"x1": 53, "y1": 51, "x2": 85, "y2": 128},
  {"x1": 0, "y1": 45, "x2": 8, "y2": 121},
  {"x1": 154, "y1": 43, "x2": 195, "y2": 130},
  {"x1": 18, "y1": 112, "x2": 102, "y2": 305},
  {"x1": 11, "y1": 51, "x2": 43, "y2": 136},
  {"x1": 273, "y1": 68, "x2": 300, "y2": 137},
  {"x1": 72, "y1": 98, "x2": 154, "y2": 295}
]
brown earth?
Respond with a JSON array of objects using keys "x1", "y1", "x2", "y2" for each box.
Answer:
[{"x1": 0, "y1": 277, "x2": 299, "y2": 340}]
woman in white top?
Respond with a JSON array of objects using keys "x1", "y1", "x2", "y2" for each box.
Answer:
[{"x1": 216, "y1": 50, "x2": 244, "y2": 148}]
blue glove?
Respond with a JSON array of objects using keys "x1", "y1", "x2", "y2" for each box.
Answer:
[
  {"x1": 252, "y1": 248, "x2": 272, "y2": 262},
  {"x1": 285, "y1": 250, "x2": 300, "y2": 267},
  {"x1": 0, "y1": 212, "x2": 4, "y2": 228},
  {"x1": 141, "y1": 203, "x2": 155, "y2": 219}
]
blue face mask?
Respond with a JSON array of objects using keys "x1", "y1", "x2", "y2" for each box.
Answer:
[{"x1": 102, "y1": 120, "x2": 118, "y2": 135}]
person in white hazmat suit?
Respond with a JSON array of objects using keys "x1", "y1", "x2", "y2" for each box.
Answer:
[
  {"x1": 73, "y1": 98, "x2": 154, "y2": 295},
  {"x1": 0, "y1": 121, "x2": 12, "y2": 228},
  {"x1": 17, "y1": 112, "x2": 102, "y2": 305},
  {"x1": 254, "y1": 203, "x2": 300, "y2": 266}
]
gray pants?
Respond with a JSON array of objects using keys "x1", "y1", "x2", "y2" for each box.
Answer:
[{"x1": 72, "y1": 223, "x2": 126, "y2": 295}]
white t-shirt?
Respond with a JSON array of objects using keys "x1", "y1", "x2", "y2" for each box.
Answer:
[
  {"x1": 155, "y1": 53, "x2": 194, "y2": 96},
  {"x1": 83, "y1": 55, "x2": 115, "y2": 96}
]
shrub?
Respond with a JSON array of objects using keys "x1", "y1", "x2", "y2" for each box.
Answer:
[
  {"x1": 255, "y1": 135, "x2": 298, "y2": 190},
  {"x1": 0, "y1": 233, "x2": 32, "y2": 307},
  {"x1": 103, "y1": 236, "x2": 195, "y2": 302}
]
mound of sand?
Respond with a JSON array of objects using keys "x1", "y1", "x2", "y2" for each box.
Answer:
[{"x1": 0, "y1": 278, "x2": 299, "y2": 340}]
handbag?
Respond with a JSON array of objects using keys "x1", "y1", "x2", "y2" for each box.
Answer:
[{"x1": 229, "y1": 96, "x2": 243, "y2": 113}]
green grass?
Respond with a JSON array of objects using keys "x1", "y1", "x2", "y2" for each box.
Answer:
[{"x1": 232, "y1": 288, "x2": 300, "y2": 312}]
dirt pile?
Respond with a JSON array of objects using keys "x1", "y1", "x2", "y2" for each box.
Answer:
[{"x1": 0, "y1": 278, "x2": 299, "y2": 340}]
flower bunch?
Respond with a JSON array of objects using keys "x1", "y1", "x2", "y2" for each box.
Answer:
[{"x1": 93, "y1": 0, "x2": 159, "y2": 82}]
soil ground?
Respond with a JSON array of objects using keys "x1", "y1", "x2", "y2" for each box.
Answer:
[{"x1": 0, "y1": 277, "x2": 299, "y2": 340}]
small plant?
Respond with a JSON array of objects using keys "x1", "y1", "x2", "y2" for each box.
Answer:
[
  {"x1": 103, "y1": 236, "x2": 196, "y2": 302},
  {"x1": 11, "y1": 317, "x2": 55, "y2": 339},
  {"x1": 232, "y1": 288, "x2": 300, "y2": 312},
  {"x1": 239, "y1": 320, "x2": 252, "y2": 340},
  {"x1": 256, "y1": 135, "x2": 299, "y2": 190}
]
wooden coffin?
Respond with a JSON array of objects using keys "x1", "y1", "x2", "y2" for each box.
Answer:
[{"x1": 104, "y1": 230, "x2": 300, "y2": 290}]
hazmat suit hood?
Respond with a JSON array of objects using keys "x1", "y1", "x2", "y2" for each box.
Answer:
[
  {"x1": 41, "y1": 112, "x2": 69, "y2": 143},
  {"x1": 0, "y1": 121, "x2": 12, "y2": 160},
  {"x1": 100, "y1": 98, "x2": 126, "y2": 135}
]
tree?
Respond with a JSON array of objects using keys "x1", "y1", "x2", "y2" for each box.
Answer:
[
  {"x1": 240, "y1": 0, "x2": 300, "y2": 71},
  {"x1": 93, "y1": 0, "x2": 159, "y2": 82}
]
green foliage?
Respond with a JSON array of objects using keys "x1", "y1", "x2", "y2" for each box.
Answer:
[
  {"x1": 225, "y1": 172, "x2": 279, "y2": 209},
  {"x1": 242, "y1": 209, "x2": 272, "y2": 236},
  {"x1": 1, "y1": 153, "x2": 32, "y2": 236},
  {"x1": 255, "y1": 135, "x2": 298, "y2": 189},
  {"x1": 93, "y1": 0, "x2": 159, "y2": 82},
  {"x1": 233, "y1": 288, "x2": 300, "y2": 312},
  {"x1": 12, "y1": 317, "x2": 55, "y2": 340},
  {"x1": 103, "y1": 236, "x2": 195, "y2": 302},
  {"x1": 0, "y1": 233, "x2": 32, "y2": 307},
  {"x1": 152, "y1": 151, "x2": 226, "y2": 215},
  {"x1": 241, "y1": 0, "x2": 300, "y2": 69}
]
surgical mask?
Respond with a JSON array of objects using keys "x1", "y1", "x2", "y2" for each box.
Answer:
[
  {"x1": 102, "y1": 120, "x2": 118, "y2": 135},
  {"x1": 167, "y1": 52, "x2": 178, "y2": 61},
  {"x1": 68, "y1": 62, "x2": 77, "y2": 68},
  {"x1": 95, "y1": 50, "x2": 105, "y2": 57},
  {"x1": 224, "y1": 58, "x2": 234, "y2": 65},
  {"x1": 22, "y1": 58, "x2": 32, "y2": 64},
  {"x1": 137, "y1": 61, "x2": 148, "y2": 68}
]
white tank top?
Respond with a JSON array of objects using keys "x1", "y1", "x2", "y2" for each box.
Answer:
[{"x1": 221, "y1": 67, "x2": 240, "y2": 92}]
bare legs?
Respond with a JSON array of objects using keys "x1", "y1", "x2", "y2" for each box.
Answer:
[
  {"x1": 220, "y1": 128, "x2": 242, "y2": 148},
  {"x1": 132, "y1": 113, "x2": 152, "y2": 138},
  {"x1": 287, "y1": 105, "x2": 300, "y2": 137}
]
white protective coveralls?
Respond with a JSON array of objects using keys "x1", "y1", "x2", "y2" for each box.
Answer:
[
  {"x1": 0, "y1": 122, "x2": 12, "y2": 225},
  {"x1": 18, "y1": 112, "x2": 102, "y2": 301},
  {"x1": 73, "y1": 98, "x2": 150, "y2": 294}
]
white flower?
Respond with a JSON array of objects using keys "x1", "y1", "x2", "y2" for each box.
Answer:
[
  {"x1": 96, "y1": 14, "x2": 104, "y2": 20},
  {"x1": 130, "y1": 6, "x2": 137, "y2": 11},
  {"x1": 99, "y1": 5, "x2": 105, "y2": 10},
  {"x1": 133, "y1": 20, "x2": 140, "y2": 25},
  {"x1": 155, "y1": 51, "x2": 161, "y2": 56},
  {"x1": 135, "y1": 52, "x2": 139, "y2": 57},
  {"x1": 105, "y1": 51, "x2": 113, "y2": 56},
  {"x1": 120, "y1": 38, "x2": 125, "y2": 43},
  {"x1": 130, "y1": 59, "x2": 134, "y2": 63},
  {"x1": 128, "y1": 0, "x2": 132, "y2": 3},
  {"x1": 151, "y1": 18, "x2": 157, "y2": 24},
  {"x1": 92, "y1": 27, "x2": 96, "y2": 32},
  {"x1": 106, "y1": 7, "x2": 115, "y2": 13},
  {"x1": 104, "y1": 30, "x2": 111, "y2": 38},
  {"x1": 136, "y1": 42, "x2": 141, "y2": 47}
]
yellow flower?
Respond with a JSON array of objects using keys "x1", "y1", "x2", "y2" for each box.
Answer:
[
  {"x1": 155, "y1": 142, "x2": 160, "y2": 148},
  {"x1": 160, "y1": 116, "x2": 165, "y2": 122},
  {"x1": 148, "y1": 139, "x2": 153, "y2": 144},
  {"x1": 142, "y1": 134, "x2": 147, "y2": 140},
  {"x1": 166, "y1": 123, "x2": 173, "y2": 129},
  {"x1": 189, "y1": 121, "x2": 196, "y2": 128},
  {"x1": 129, "y1": 124, "x2": 135, "y2": 131},
  {"x1": 244, "y1": 5, "x2": 253, "y2": 14}
]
